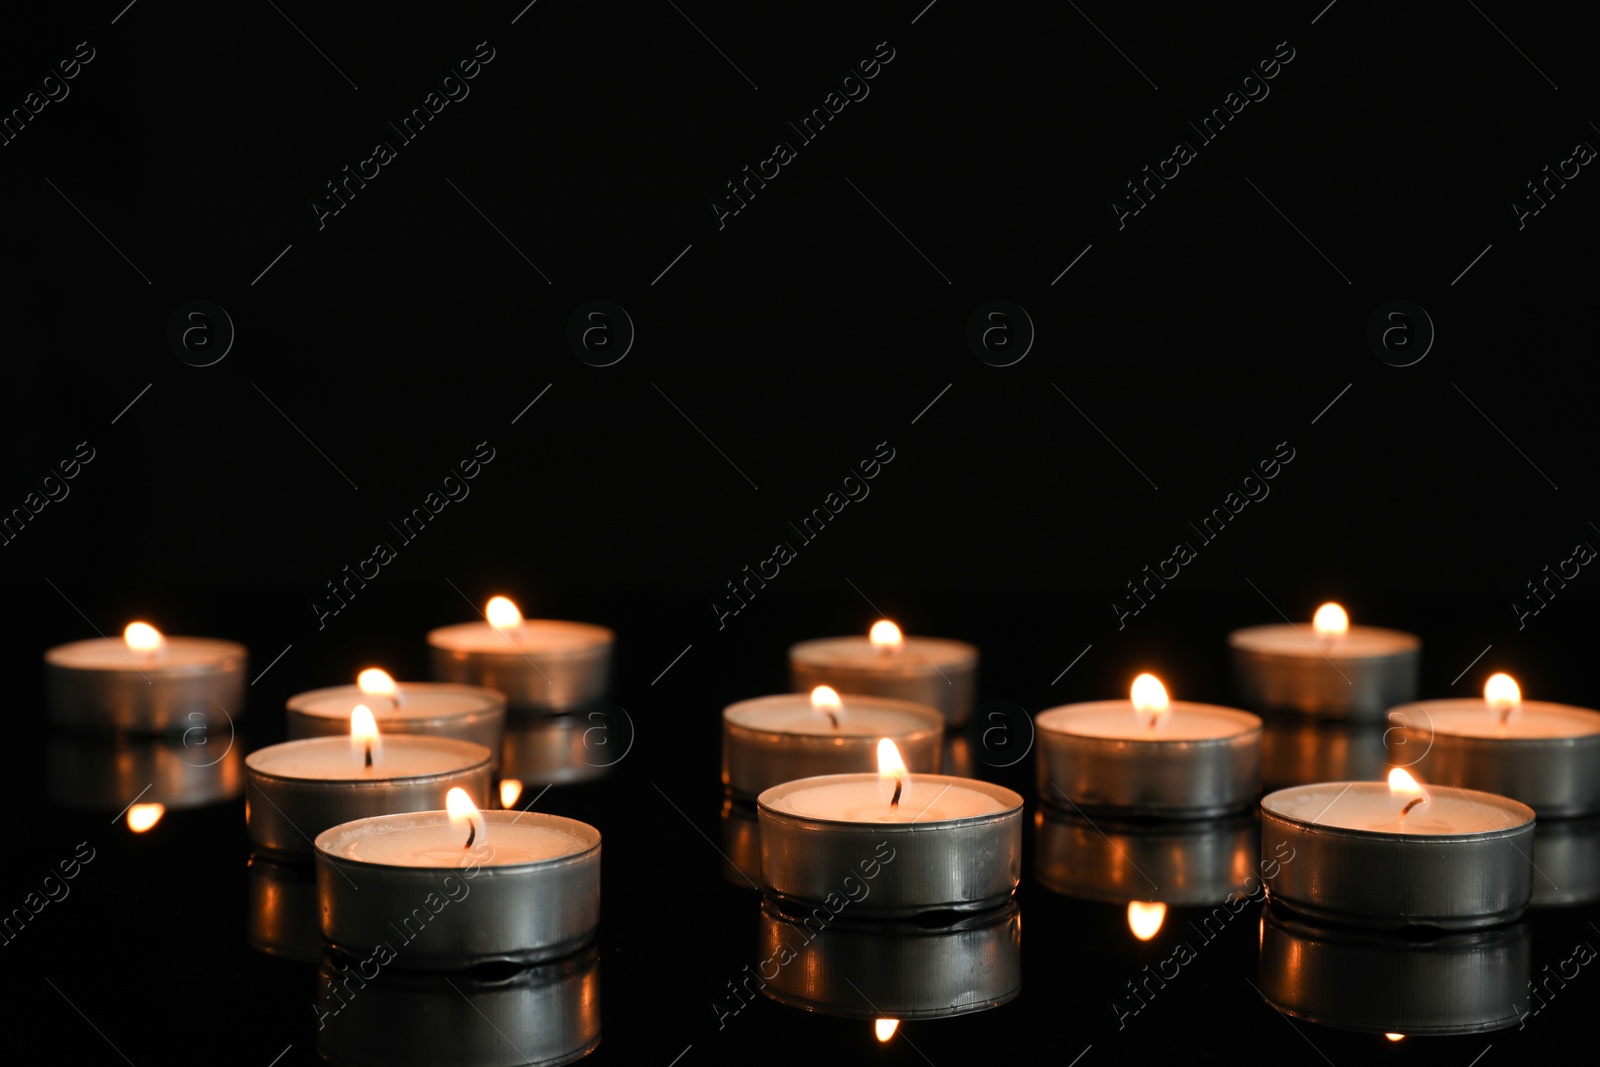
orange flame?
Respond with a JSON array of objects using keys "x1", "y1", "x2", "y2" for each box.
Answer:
[
  {"x1": 1312, "y1": 602, "x2": 1349, "y2": 636},
  {"x1": 127, "y1": 803, "x2": 164, "y2": 833},
  {"x1": 1127, "y1": 901, "x2": 1166, "y2": 940},
  {"x1": 869, "y1": 620, "x2": 903, "y2": 651},
  {"x1": 447, "y1": 787, "x2": 487, "y2": 849},
  {"x1": 486, "y1": 596, "x2": 523, "y2": 630}
]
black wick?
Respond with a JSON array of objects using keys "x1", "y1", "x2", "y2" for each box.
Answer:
[
  {"x1": 1401, "y1": 797, "x2": 1424, "y2": 816},
  {"x1": 364, "y1": 743, "x2": 373, "y2": 769},
  {"x1": 890, "y1": 778, "x2": 903, "y2": 811},
  {"x1": 464, "y1": 822, "x2": 476, "y2": 850}
]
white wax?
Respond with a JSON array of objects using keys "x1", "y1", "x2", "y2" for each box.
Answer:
[
  {"x1": 1397, "y1": 700, "x2": 1600, "y2": 740},
  {"x1": 293, "y1": 684, "x2": 495, "y2": 722},
  {"x1": 328, "y1": 819, "x2": 590, "y2": 867},
  {"x1": 1263, "y1": 782, "x2": 1530, "y2": 835},
  {"x1": 765, "y1": 777, "x2": 1010, "y2": 823},
  {"x1": 790, "y1": 636, "x2": 975, "y2": 675},
  {"x1": 1229, "y1": 624, "x2": 1418, "y2": 660},
  {"x1": 1037, "y1": 701, "x2": 1258, "y2": 741},
  {"x1": 428, "y1": 619, "x2": 611, "y2": 656},
  {"x1": 246, "y1": 736, "x2": 488, "y2": 781},
  {"x1": 46, "y1": 636, "x2": 240, "y2": 672},
  {"x1": 724, "y1": 694, "x2": 940, "y2": 737}
]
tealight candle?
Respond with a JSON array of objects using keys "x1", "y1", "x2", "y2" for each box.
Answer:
[
  {"x1": 46, "y1": 621, "x2": 246, "y2": 734},
  {"x1": 1036, "y1": 674, "x2": 1262, "y2": 817},
  {"x1": 723, "y1": 687, "x2": 944, "y2": 798},
  {"x1": 427, "y1": 596, "x2": 612, "y2": 714},
  {"x1": 287, "y1": 668, "x2": 506, "y2": 765},
  {"x1": 789, "y1": 620, "x2": 977, "y2": 727},
  {"x1": 246, "y1": 710, "x2": 492, "y2": 858},
  {"x1": 757, "y1": 740, "x2": 1022, "y2": 916},
  {"x1": 1392, "y1": 673, "x2": 1600, "y2": 817},
  {"x1": 315, "y1": 792, "x2": 600, "y2": 967},
  {"x1": 1230, "y1": 602, "x2": 1419, "y2": 721},
  {"x1": 1260, "y1": 771, "x2": 1535, "y2": 928}
]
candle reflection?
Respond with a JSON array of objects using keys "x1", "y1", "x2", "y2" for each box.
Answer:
[
  {"x1": 1035, "y1": 808, "x2": 1256, "y2": 906},
  {"x1": 126, "y1": 803, "x2": 164, "y2": 833},
  {"x1": 1126, "y1": 901, "x2": 1166, "y2": 941}
]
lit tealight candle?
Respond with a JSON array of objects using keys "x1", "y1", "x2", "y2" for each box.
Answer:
[
  {"x1": 789, "y1": 619, "x2": 978, "y2": 727},
  {"x1": 1390, "y1": 672, "x2": 1600, "y2": 817},
  {"x1": 287, "y1": 669, "x2": 506, "y2": 766},
  {"x1": 757, "y1": 739, "x2": 1022, "y2": 916},
  {"x1": 1036, "y1": 674, "x2": 1262, "y2": 817},
  {"x1": 427, "y1": 596, "x2": 613, "y2": 714},
  {"x1": 1229, "y1": 603, "x2": 1419, "y2": 721},
  {"x1": 721, "y1": 687, "x2": 944, "y2": 798},
  {"x1": 1260, "y1": 771, "x2": 1535, "y2": 928},
  {"x1": 246, "y1": 714, "x2": 492, "y2": 859},
  {"x1": 315, "y1": 793, "x2": 600, "y2": 967},
  {"x1": 45, "y1": 621, "x2": 246, "y2": 734}
]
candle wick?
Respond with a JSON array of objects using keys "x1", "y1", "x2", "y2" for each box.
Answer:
[
  {"x1": 364, "y1": 742, "x2": 373, "y2": 769},
  {"x1": 1500, "y1": 705, "x2": 1513, "y2": 726},
  {"x1": 1400, "y1": 796, "x2": 1423, "y2": 817},
  {"x1": 890, "y1": 776, "x2": 902, "y2": 812},
  {"x1": 464, "y1": 822, "x2": 476, "y2": 850},
  {"x1": 827, "y1": 711, "x2": 839, "y2": 729}
]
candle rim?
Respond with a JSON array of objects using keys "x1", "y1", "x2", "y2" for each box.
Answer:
[
  {"x1": 1036, "y1": 701, "x2": 1261, "y2": 743},
  {"x1": 788, "y1": 635, "x2": 978, "y2": 673},
  {"x1": 288, "y1": 682, "x2": 505, "y2": 721},
  {"x1": 44, "y1": 636, "x2": 246, "y2": 673},
  {"x1": 1260, "y1": 781, "x2": 1535, "y2": 838},
  {"x1": 426, "y1": 618, "x2": 613, "y2": 655},
  {"x1": 757, "y1": 772, "x2": 1023, "y2": 827},
  {"x1": 315, "y1": 807, "x2": 600, "y2": 870},
  {"x1": 1228, "y1": 623, "x2": 1419, "y2": 659},
  {"x1": 245, "y1": 735, "x2": 492, "y2": 783},
  {"x1": 723, "y1": 693, "x2": 945, "y2": 738},
  {"x1": 1387, "y1": 699, "x2": 1600, "y2": 740}
]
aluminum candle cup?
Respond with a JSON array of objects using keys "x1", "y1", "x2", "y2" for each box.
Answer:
[
  {"x1": 428, "y1": 618, "x2": 612, "y2": 714},
  {"x1": 1257, "y1": 903, "x2": 1531, "y2": 1035},
  {"x1": 1260, "y1": 719, "x2": 1387, "y2": 792},
  {"x1": 46, "y1": 635, "x2": 246, "y2": 734},
  {"x1": 48, "y1": 733, "x2": 243, "y2": 812},
  {"x1": 757, "y1": 773, "x2": 1023, "y2": 916},
  {"x1": 245, "y1": 737, "x2": 492, "y2": 858},
  {"x1": 315, "y1": 945, "x2": 600, "y2": 1067},
  {"x1": 501, "y1": 713, "x2": 614, "y2": 787},
  {"x1": 756, "y1": 898, "x2": 1020, "y2": 1020},
  {"x1": 789, "y1": 633, "x2": 977, "y2": 727},
  {"x1": 1260, "y1": 781, "x2": 1536, "y2": 928},
  {"x1": 1035, "y1": 701, "x2": 1261, "y2": 818},
  {"x1": 722, "y1": 693, "x2": 943, "y2": 799},
  {"x1": 315, "y1": 809, "x2": 600, "y2": 968},
  {"x1": 1033, "y1": 808, "x2": 1256, "y2": 904},
  {"x1": 247, "y1": 853, "x2": 321, "y2": 961},
  {"x1": 1229, "y1": 623, "x2": 1418, "y2": 721},
  {"x1": 1392, "y1": 699, "x2": 1600, "y2": 817},
  {"x1": 288, "y1": 683, "x2": 505, "y2": 756},
  {"x1": 720, "y1": 798, "x2": 761, "y2": 888}
]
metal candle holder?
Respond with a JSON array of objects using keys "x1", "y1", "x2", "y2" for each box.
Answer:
[
  {"x1": 315, "y1": 944, "x2": 600, "y2": 1067},
  {"x1": 1229, "y1": 624, "x2": 1418, "y2": 721},
  {"x1": 427, "y1": 621, "x2": 612, "y2": 714},
  {"x1": 788, "y1": 636, "x2": 978, "y2": 727},
  {"x1": 757, "y1": 774, "x2": 1022, "y2": 917},
  {"x1": 1530, "y1": 815, "x2": 1600, "y2": 907},
  {"x1": 45, "y1": 637, "x2": 246, "y2": 735},
  {"x1": 1260, "y1": 782, "x2": 1535, "y2": 929},
  {"x1": 245, "y1": 737, "x2": 493, "y2": 858},
  {"x1": 1260, "y1": 718, "x2": 1388, "y2": 792},
  {"x1": 722, "y1": 693, "x2": 943, "y2": 799},
  {"x1": 315, "y1": 810, "x2": 600, "y2": 969},
  {"x1": 1392, "y1": 699, "x2": 1600, "y2": 817},
  {"x1": 1257, "y1": 903, "x2": 1531, "y2": 1035},
  {"x1": 288, "y1": 683, "x2": 506, "y2": 759},
  {"x1": 756, "y1": 897, "x2": 1020, "y2": 1020},
  {"x1": 1036, "y1": 702, "x2": 1261, "y2": 818}
]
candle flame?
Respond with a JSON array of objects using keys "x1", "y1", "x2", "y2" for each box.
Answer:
[
  {"x1": 1385, "y1": 1033, "x2": 1405, "y2": 1043},
  {"x1": 350, "y1": 705, "x2": 382, "y2": 768},
  {"x1": 875, "y1": 1019, "x2": 899, "y2": 1042},
  {"x1": 486, "y1": 596, "x2": 523, "y2": 630},
  {"x1": 1131, "y1": 673, "x2": 1169, "y2": 732},
  {"x1": 1312, "y1": 602, "x2": 1349, "y2": 636},
  {"x1": 500, "y1": 779, "x2": 523, "y2": 808},
  {"x1": 1485, "y1": 672, "x2": 1521, "y2": 726},
  {"x1": 1127, "y1": 901, "x2": 1167, "y2": 941},
  {"x1": 447, "y1": 787, "x2": 487, "y2": 850},
  {"x1": 127, "y1": 803, "x2": 164, "y2": 833},
  {"x1": 357, "y1": 668, "x2": 399, "y2": 699},
  {"x1": 1388, "y1": 767, "x2": 1428, "y2": 816},
  {"x1": 811, "y1": 685, "x2": 842, "y2": 728},
  {"x1": 878, "y1": 738, "x2": 907, "y2": 812},
  {"x1": 869, "y1": 619, "x2": 903, "y2": 651},
  {"x1": 124, "y1": 621, "x2": 164, "y2": 652}
]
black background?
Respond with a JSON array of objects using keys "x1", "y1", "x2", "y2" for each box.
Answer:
[{"x1": 2, "y1": 1, "x2": 1596, "y2": 1063}]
